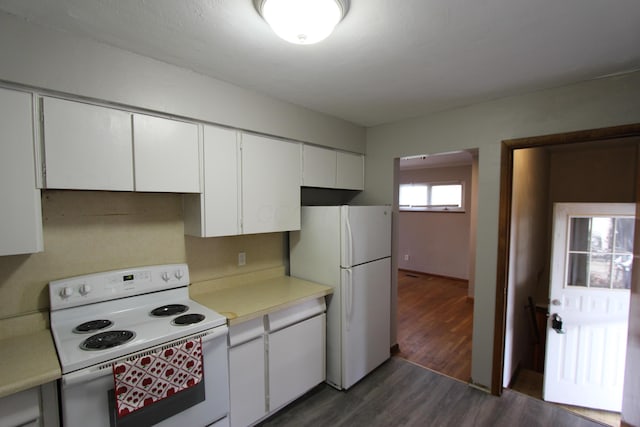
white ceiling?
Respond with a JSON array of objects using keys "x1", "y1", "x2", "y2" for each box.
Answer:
[{"x1": 0, "y1": 0, "x2": 639, "y2": 127}]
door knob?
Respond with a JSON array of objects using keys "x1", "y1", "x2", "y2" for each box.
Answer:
[{"x1": 551, "y1": 313, "x2": 565, "y2": 334}]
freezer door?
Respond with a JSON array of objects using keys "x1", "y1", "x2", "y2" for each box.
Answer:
[
  {"x1": 341, "y1": 206, "x2": 391, "y2": 268},
  {"x1": 341, "y1": 257, "x2": 391, "y2": 389}
]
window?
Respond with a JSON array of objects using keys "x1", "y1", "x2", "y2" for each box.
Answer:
[
  {"x1": 566, "y1": 215, "x2": 635, "y2": 289},
  {"x1": 399, "y1": 181, "x2": 464, "y2": 211}
]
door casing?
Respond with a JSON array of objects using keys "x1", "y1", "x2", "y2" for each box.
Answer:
[{"x1": 493, "y1": 123, "x2": 640, "y2": 397}]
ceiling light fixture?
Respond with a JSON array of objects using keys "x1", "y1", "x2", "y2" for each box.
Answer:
[{"x1": 254, "y1": 0, "x2": 349, "y2": 45}]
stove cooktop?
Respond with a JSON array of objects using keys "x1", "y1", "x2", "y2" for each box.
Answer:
[{"x1": 49, "y1": 265, "x2": 227, "y2": 374}]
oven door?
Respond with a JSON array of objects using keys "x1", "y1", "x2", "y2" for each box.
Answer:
[{"x1": 60, "y1": 327, "x2": 229, "y2": 427}]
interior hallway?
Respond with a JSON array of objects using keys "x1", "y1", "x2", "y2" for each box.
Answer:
[
  {"x1": 396, "y1": 270, "x2": 620, "y2": 426},
  {"x1": 396, "y1": 270, "x2": 473, "y2": 382}
]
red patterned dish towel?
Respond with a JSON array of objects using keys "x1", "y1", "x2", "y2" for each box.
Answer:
[{"x1": 113, "y1": 338, "x2": 203, "y2": 418}]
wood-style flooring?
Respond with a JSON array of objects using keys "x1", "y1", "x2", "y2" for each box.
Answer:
[
  {"x1": 396, "y1": 270, "x2": 473, "y2": 382},
  {"x1": 258, "y1": 357, "x2": 605, "y2": 427}
]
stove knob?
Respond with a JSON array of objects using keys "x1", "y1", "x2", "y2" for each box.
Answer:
[
  {"x1": 174, "y1": 270, "x2": 184, "y2": 280},
  {"x1": 59, "y1": 287, "x2": 74, "y2": 299},
  {"x1": 79, "y1": 284, "x2": 92, "y2": 296},
  {"x1": 161, "y1": 271, "x2": 170, "y2": 282}
]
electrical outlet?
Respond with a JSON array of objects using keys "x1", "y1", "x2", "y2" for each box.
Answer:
[
  {"x1": 403, "y1": 254, "x2": 409, "y2": 261},
  {"x1": 238, "y1": 252, "x2": 246, "y2": 266}
]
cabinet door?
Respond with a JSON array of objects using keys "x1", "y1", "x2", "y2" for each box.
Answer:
[
  {"x1": 336, "y1": 152, "x2": 364, "y2": 190},
  {"x1": 268, "y1": 314, "x2": 326, "y2": 411},
  {"x1": 132, "y1": 114, "x2": 200, "y2": 193},
  {"x1": 0, "y1": 88, "x2": 43, "y2": 256},
  {"x1": 241, "y1": 134, "x2": 301, "y2": 234},
  {"x1": 183, "y1": 125, "x2": 240, "y2": 237},
  {"x1": 42, "y1": 97, "x2": 133, "y2": 190},
  {"x1": 302, "y1": 145, "x2": 336, "y2": 188},
  {"x1": 229, "y1": 337, "x2": 266, "y2": 427}
]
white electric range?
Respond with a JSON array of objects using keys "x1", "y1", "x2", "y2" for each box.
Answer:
[{"x1": 49, "y1": 264, "x2": 230, "y2": 427}]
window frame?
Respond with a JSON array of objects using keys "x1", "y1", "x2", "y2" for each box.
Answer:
[{"x1": 399, "y1": 180, "x2": 465, "y2": 212}]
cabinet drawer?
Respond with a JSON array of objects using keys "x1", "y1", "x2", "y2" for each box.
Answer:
[
  {"x1": 266, "y1": 298, "x2": 326, "y2": 332},
  {"x1": 228, "y1": 316, "x2": 264, "y2": 347}
]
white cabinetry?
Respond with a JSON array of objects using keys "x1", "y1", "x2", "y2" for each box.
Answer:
[
  {"x1": 132, "y1": 113, "x2": 200, "y2": 193},
  {"x1": 184, "y1": 125, "x2": 240, "y2": 237},
  {"x1": 268, "y1": 313, "x2": 325, "y2": 411},
  {"x1": 241, "y1": 133, "x2": 301, "y2": 234},
  {"x1": 41, "y1": 97, "x2": 133, "y2": 191},
  {"x1": 0, "y1": 87, "x2": 43, "y2": 256},
  {"x1": 227, "y1": 298, "x2": 326, "y2": 427},
  {"x1": 184, "y1": 129, "x2": 301, "y2": 237},
  {"x1": 0, "y1": 382, "x2": 59, "y2": 427},
  {"x1": 228, "y1": 318, "x2": 266, "y2": 427},
  {"x1": 336, "y1": 151, "x2": 364, "y2": 190},
  {"x1": 301, "y1": 145, "x2": 364, "y2": 190},
  {"x1": 302, "y1": 145, "x2": 337, "y2": 188},
  {"x1": 41, "y1": 97, "x2": 200, "y2": 193}
]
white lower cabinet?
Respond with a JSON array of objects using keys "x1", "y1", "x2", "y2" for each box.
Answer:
[
  {"x1": 228, "y1": 317, "x2": 266, "y2": 427},
  {"x1": 268, "y1": 313, "x2": 326, "y2": 412},
  {"x1": 228, "y1": 298, "x2": 326, "y2": 427},
  {"x1": 0, "y1": 382, "x2": 59, "y2": 427}
]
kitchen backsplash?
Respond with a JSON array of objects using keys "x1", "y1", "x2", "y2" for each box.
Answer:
[{"x1": 0, "y1": 190, "x2": 284, "y2": 320}]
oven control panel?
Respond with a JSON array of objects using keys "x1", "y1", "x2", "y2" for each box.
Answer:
[{"x1": 49, "y1": 264, "x2": 190, "y2": 310}]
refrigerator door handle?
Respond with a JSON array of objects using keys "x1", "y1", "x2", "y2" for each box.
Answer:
[
  {"x1": 345, "y1": 268, "x2": 353, "y2": 331},
  {"x1": 345, "y1": 213, "x2": 354, "y2": 267}
]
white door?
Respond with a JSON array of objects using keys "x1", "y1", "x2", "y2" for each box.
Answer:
[
  {"x1": 341, "y1": 257, "x2": 391, "y2": 389},
  {"x1": 543, "y1": 202, "x2": 634, "y2": 411},
  {"x1": 240, "y1": 133, "x2": 301, "y2": 234},
  {"x1": 341, "y1": 205, "x2": 391, "y2": 267},
  {"x1": 42, "y1": 97, "x2": 133, "y2": 191},
  {"x1": 132, "y1": 114, "x2": 200, "y2": 193}
]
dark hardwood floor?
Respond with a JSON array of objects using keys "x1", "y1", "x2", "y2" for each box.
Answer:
[
  {"x1": 396, "y1": 270, "x2": 473, "y2": 382},
  {"x1": 259, "y1": 357, "x2": 605, "y2": 427}
]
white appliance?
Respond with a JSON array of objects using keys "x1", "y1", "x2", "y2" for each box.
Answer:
[
  {"x1": 289, "y1": 205, "x2": 391, "y2": 389},
  {"x1": 48, "y1": 264, "x2": 230, "y2": 427}
]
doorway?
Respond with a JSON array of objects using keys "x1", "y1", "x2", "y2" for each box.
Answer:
[
  {"x1": 394, "y1": 150, "x2": 478, "y2": 382},
  {"x1": 494, "y1": 124, "x2": 640, "y2": 425}
]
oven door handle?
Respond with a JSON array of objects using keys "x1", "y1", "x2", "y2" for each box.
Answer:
[{"x1": 62, "y1": 325, "x2": 229, "y2": 387}]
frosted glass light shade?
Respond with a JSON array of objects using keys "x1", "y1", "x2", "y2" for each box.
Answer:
[{"x1": 259, "y1": 0, "x2": 345, "y2": 45}]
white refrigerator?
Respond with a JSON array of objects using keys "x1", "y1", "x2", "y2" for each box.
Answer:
[{"x1": 289, "y1": 205, "x2": 391, "y2": 389}]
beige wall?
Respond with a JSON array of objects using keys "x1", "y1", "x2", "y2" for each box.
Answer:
[
  {"x1": 0, "y1": 191, "x2": 284, "y2": 320},
  {"x1": 362, "y1": 71, "x2": 640, "y2": 389},
  {"x1": 504, "y1": 148, "x2": 550, "y2": 386},
  {"x1": 0, "y1": 12, "x2": 365, "y2": 153},
  {"x1": 398, "y1": 165, "x2": 472, "y2": 280}
]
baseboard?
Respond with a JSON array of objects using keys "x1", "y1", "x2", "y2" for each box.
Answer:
[{"x1": 398, "y1": 269, "x2": 468, "y2": 283}]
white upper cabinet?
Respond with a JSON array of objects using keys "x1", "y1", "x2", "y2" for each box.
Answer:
[
  {"x1": 302, "y1": 144, "x2": 364, "y2": 190},
  {"x1": 132, "y1": 114, "x2": 200, "y2": 193},
  {"x1": 184, "y1": 125, "x2": 240, "y2": 237},
  {"x1": 302, "y1": 145, "x2": 337, "y2": 188},
  {"x1": 241, "y1": 133, "x2": 301, "y2": 234},
  {"x1": 336, "y1": 151, "x2": 364, "y2": 190},
  {"x1": 0, "y1": 87, "x2": 43, "y2": 256},
  {"x1": 41, "y1": 97, "x2": 201, "y2": 193},
  {"x1": 42, "y1": 97, "x2": 134, "y2": 191}
]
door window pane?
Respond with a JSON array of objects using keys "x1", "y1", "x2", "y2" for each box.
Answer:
[
  {"x1": 615, "y1": 218, "x2": 635, "y2": 252},
  {"x1": 566, "y1": 215, "x2": 634, "y2": 289},
  {"x1": 590, "y1": 254, "x2": 612, "y2": 288},
  {"x1": 567, "y1": 253, "x2": 588, "y2": 287},
  {"x1": 569, "y1": 218, "x2": 591, "y2": 252}
]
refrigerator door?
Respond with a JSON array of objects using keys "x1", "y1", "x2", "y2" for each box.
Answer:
[
  {"x1": 341, "y1": 205, "x2": 392, "y2": 268},
  {"x1": 341, "y1": 257, "x2": 391, "y2": 389}
]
